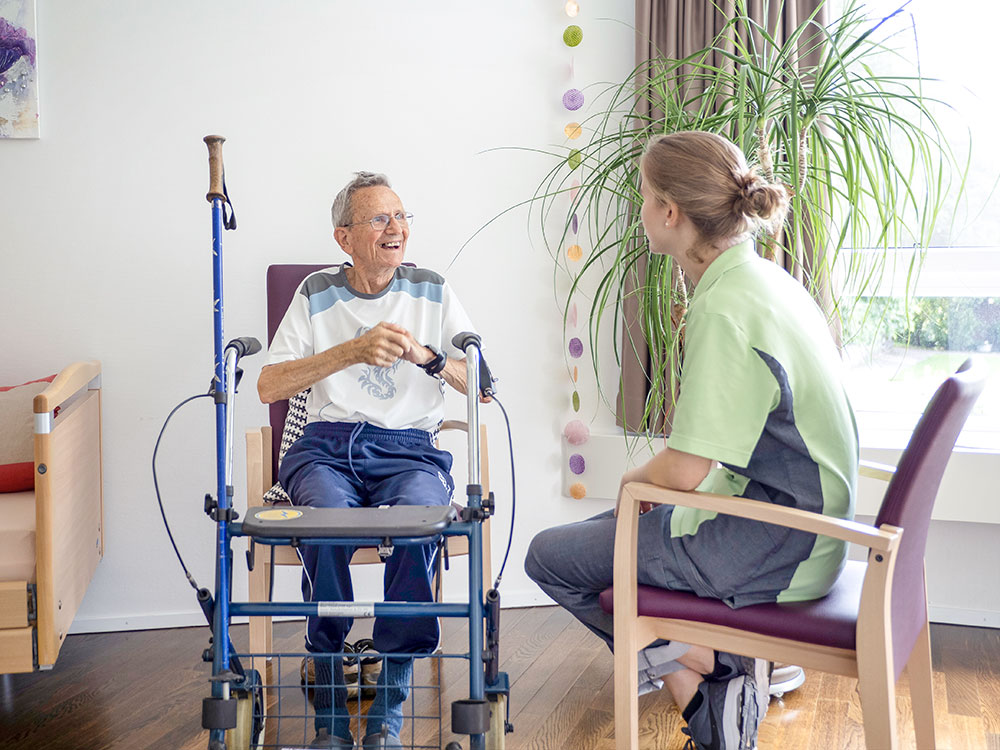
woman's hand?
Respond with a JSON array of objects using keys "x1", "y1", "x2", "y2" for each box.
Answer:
[{"x1": 615, "y1": 467, "x2": 654, "y2": 517}]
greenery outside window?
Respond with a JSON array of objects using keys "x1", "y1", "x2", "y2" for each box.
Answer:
[{"x1": 834, "y1": 0, "x2": 999, "y2": 451}]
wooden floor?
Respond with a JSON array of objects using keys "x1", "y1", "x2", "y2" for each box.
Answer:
[{"x1": 2, "y1": 606, "x2": 999, "y2": 749}]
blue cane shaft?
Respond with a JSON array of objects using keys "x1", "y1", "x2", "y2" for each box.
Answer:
[{"x1": 210, "y1": 197, "x2": 232, "y2": 692}]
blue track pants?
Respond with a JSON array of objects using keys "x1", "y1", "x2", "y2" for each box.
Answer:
[{"x1": 279, "y1": 421, "x2": 455, "y2": 657}]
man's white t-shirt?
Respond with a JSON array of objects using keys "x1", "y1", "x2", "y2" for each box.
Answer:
[{"x1": 264, "y1": 264, "x2": 476, "y2": 433}]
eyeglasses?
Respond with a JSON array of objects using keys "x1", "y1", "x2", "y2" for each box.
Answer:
[{"x1": 341, "y1": 211, "x2": 414, "y2": 231}]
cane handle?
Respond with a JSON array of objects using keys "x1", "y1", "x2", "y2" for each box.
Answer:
[{"x1": 204, "y1": 134, "x2": 226, "y2": 202}]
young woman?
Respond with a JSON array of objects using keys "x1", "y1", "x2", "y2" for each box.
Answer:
[{"x1": 525, "y1": 131, "x2": 858, "y2": 750}]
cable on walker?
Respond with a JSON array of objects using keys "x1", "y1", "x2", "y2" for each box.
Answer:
[{"x1": 152, "y1": 135, "x2": 517, "y2": 750}]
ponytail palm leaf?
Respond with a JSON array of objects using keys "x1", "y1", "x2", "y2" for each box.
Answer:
[{"x1": 529, "y1": 0, "x2": 964, "y2": 434}]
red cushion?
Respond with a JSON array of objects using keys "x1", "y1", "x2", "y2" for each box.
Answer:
[
  {"x1": 0, "y1": 374, "x2": 56, "y2": 493},
  {"x1": 599, "y1": 560, "x2": 865, "y2": 651}
]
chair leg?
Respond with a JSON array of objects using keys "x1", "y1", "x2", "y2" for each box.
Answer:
[
  {"x1": 856, "y1": 645, "x2": 899, "y2": 750},
  {"x1": 434, "y1": 547, "x2": 444, "y2": 653},
  {"x1": 248, "y1": 543, "x2": 273, "y2": 659},
  {"x1": 909, "y1": 620, "x2": 936, "y2": 749},
  {"x1": 613, "y1": 627, "x2": 640, "y2": 750}
]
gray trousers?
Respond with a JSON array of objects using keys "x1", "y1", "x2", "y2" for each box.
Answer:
[{"x1": 524, "y1": 508, "x2": 696, "y2": 687}]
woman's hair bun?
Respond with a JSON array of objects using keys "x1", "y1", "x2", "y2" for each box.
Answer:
[{"x1": 734, "y1": 171, "x2": 789, "y2": 228}]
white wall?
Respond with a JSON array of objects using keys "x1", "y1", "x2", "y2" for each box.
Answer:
[{"x1": 0, "y1": 1, "x2": 636, "y2": 632}]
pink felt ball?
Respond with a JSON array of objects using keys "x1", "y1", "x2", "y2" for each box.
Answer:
[{"x1": 563, "y1": 419, "x2": 590, "y2": 445}]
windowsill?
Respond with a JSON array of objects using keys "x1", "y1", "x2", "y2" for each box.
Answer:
[
  {"x1": 565, "y1": 432, "x2": 1000, "y2": 525},
  {"x1": 856, "y1": 410, "x2": 1000, "y2": 453}
]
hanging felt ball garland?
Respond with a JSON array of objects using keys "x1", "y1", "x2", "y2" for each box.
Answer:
[{"x1": 560, "y1": 2, "x2": 590, "y2": 497}]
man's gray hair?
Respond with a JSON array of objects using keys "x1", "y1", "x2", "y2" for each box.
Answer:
[{"x1": 331, "y1": 171, "x2": 392, "y2": 228}]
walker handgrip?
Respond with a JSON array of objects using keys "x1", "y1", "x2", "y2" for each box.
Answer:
[{"x1": 204, "y1": 134, "x2": 227, "y2": 202}]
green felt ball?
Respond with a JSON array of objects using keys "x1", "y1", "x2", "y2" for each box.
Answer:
[
  {"x1": 572, "y1": 390, "x2": 581, "y2": 412},
  {"x1": 568, "y1": 149, "x2": 582, "y2": 170},
  {"x1": 563, "y1": 25, "x2": 583, "y2": 47}
]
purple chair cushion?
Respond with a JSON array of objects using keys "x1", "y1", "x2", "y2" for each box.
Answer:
[
  {"x1": 599, "y1": 560, "x2": 865, "y2": 651},
  {"x1": 265, "y1": 264, "x2": 331, "y2": 476}
]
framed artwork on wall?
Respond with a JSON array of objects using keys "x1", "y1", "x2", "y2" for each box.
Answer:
[{"x1": 0, "y1": 0, "x2": 38, "y2": 139}]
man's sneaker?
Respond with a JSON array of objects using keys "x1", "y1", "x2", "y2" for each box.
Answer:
[
  {"x1": 301, "y1": 655, "x2": 315, "y2": 686},
  {"x1": 309, "y1": 727, "x2": 354, "y2": 749},
  {"x1": 361, "y1": 727, "x2": 403, "y2": 749},
  {"x1": 354, "y1": 638, "x2": 383, "y2": 700},
  {"x1": 681, "y1": 671, "x2": 767, "y2": 750},
  {"x1": 768, "y1": 664, "x2": 806, "y2": 697}
]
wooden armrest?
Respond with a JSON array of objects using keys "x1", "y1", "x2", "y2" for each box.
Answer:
[
  {"x1": 440, "y1": 420, "x2": 469, "y2": 432},
  {"x1": 622, "y1": 482, "x2": 901, "y2": 553},
  {"x1": 859, "y1": 459, "x2": 896, "y2": 482},
  {"x1": 34, "y1": 361, "x2": 101, "y2": 414}
]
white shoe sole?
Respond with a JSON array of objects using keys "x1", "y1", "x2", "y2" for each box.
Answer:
[{"x1": 768, "y1": 665, "x2": 806, "y2": 697}]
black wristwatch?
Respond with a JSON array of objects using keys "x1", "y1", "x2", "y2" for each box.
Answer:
[{"x1": 419, "y1": 345, "x2": 447, "y2": 376}]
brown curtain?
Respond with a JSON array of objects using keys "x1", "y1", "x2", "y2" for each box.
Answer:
[{"x1": 617, "y1": 0, "x2": 827, "y2": 433}]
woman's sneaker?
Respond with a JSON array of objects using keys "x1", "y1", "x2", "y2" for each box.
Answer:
[
  {"x1": 681, "y1": 671, "x2": 766, "y2": 750},
  {"x1": 768, "y1": 664, "x2": 806, "y2": 697}
]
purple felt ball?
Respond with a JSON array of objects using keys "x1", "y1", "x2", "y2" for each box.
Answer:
[
  {"x1": 563, "y1": 88, "x2": 584, "y2": 111},
  {"x1": 571, "y1": 213, "x2": 579, "y2": 234},
  {"x1": 563, "y1": 419, "x2": 590, "y2": 445},
  {"x1": 568, "y1": 337, "x2": 584, "y2": 358},
  {"x1": 569, "y1": 453, "x2": 586, "y2": 475}
]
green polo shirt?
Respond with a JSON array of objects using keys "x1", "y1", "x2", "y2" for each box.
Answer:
[{"x1": 666, "y1": 240, "x2": 858, "y2": 605}]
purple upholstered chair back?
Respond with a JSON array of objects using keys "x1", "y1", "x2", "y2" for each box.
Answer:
[
  {"x1": 265, "y1": 264, "x2": 330, "y2": 479},
  {"x1": 874, "y1": 358, "x2": 985, "y2": 678}
]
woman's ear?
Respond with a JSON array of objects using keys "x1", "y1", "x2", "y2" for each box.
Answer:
[{"x1": 662, "y1": 198, "x2": 680, "y2": 228}]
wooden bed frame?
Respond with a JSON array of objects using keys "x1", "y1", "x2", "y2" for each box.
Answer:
[{"x1": 0, "y1": 360, "x2": 104, "y2": 673}]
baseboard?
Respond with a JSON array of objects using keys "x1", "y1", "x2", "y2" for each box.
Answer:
[
  {"x1": 929, "y1": 605, "x2": 1000, "y2": 629},
  {"x1": 69, "y1": 591, "x2": 557, "y2": 635},
  {"x1": 70, "y1": 611, "x2": 211, "y2": 634},
  {"x1": 71, "y1": 598, "x2": 995, "y2": 634},
  {"x1": 68, "y1": 612, "x2": 303, "y2": 635}
]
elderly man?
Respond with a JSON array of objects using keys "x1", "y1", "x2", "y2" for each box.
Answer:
[{"x1": 258, "y1": 171, "x2": 477, "y2": 750}]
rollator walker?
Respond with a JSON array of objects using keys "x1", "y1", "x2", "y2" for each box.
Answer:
[{"x1": 196, "y1": 136, "x2": 511, "y2": 750}]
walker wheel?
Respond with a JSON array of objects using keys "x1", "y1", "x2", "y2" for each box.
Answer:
[
  {"x1": 225, "y1": 669, "x2": 264, "y2": 750},
  {"x1": 444, "y1": 744, "x2": 463, "y2": 750}
]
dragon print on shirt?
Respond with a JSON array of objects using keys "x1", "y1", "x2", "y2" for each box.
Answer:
[{"x1": 355, "y1": 326, "x2": 401, "y2": 400}]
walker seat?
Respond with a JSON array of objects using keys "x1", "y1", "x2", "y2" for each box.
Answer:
[{"x1": 241, "y1": 505, "x2": 457, "y2": 540}]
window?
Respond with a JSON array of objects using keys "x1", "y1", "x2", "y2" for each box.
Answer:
[{"x1": 834, "y1": 0, "x2": 1000, "y2": 450}]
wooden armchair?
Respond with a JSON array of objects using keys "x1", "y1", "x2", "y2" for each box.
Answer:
[
  {"x1": 602, "y1": 359, "x2": 985, "y2": 750},
  {"x1": 0, "y1": 361, "x2": 104, "y2": 673}
]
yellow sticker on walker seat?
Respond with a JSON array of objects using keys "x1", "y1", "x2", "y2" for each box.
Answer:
[{"x1": 255, "y1": 508, "x2": 303, "y2": 521}]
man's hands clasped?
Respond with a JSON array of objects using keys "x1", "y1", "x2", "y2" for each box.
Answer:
[{"x1": 353, "y1": 321, "x2": 432, "y2": 369}]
